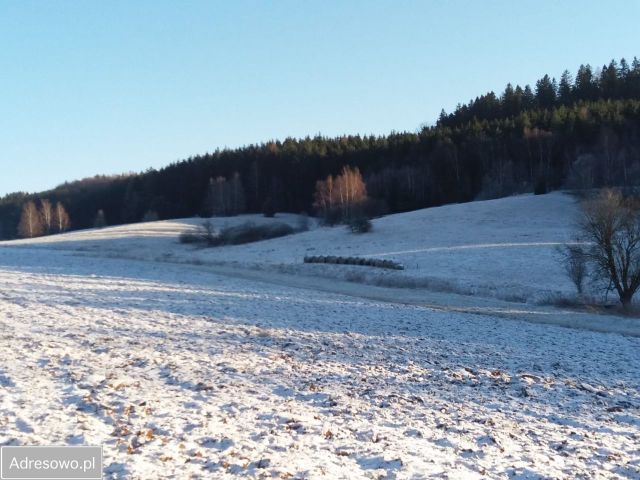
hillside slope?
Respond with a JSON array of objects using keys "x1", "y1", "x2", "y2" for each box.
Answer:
[{"x1": 3, "y1": 192, "x2": 579, "y2": 303}]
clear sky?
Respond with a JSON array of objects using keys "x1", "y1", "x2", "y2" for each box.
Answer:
[{"x1": 1, "y1": 0, "x2": 638, "y2": 196}]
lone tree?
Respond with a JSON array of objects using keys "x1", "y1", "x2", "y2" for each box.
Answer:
[
  {"x1": 18, "y1": 201, "x2": 43, "y2": 238},
  {"x1": 579, "y1": 189, "x2": 640, "y2": 309}
]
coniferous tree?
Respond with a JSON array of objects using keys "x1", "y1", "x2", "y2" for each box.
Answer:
[
  {"x1": 522, "y1": 85, "x2": 536, "y2": 109},
  {"x1": 575, "y1": 64, "x2": 596, "y2": 100},
  {"x1": 599, "y1": 60, "x2": 619, "y2": 98},
  {"x1": 630, "y1": 57, "x2": 640, "y2": 97},
  {"x1": 535, "y1": 74, "x2": 557, "y2": 108},
  {"x1": 619, "y1": 58, "x2": 630, "y2": 82},
  {"x1": 230, "y1": 172, "x2": 246, "y2": 215},
  {"x1": 558, "y1": 70, "x2": 573, "y2": 105},
  {"x1": 501, "y1": 83, "x2": 521, "y2": 117},
  {"x1": 122, "y1": 182, "x2": 142, "y2": 223}
]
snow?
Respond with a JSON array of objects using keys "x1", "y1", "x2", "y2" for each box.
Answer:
[
  {"x1": 1, "y1": 192, "x2": 639, "y2": 478},
  {"x1": 0, "y1": 247, "x2": 638, "y2": 478},
  {"x1": 3, "y1": 193, "x2": 580, "y2": 303},
  {"x1": 6, "y1": 192, "x2": 639, "y2": 334}
]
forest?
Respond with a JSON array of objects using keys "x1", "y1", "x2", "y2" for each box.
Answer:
[{"x1": 1, "y1": 58, "x2": 640, "y2": 239}]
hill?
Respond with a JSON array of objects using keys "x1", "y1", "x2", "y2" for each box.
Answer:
[
  {"x1": 2, "y1": 192, "x2": 583, "y2": 305},
  {"x1": 1, "y1": 57, "x2": 640, "y2": 239}
]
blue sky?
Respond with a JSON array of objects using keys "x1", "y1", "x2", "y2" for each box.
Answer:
[{"x1": 1, "y1": 0, "x2": 638, "y2": 195}]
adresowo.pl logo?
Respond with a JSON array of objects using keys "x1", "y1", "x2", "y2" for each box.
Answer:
[{"x1": 0, "y1": 446, "x2": 102, "y2": 480}]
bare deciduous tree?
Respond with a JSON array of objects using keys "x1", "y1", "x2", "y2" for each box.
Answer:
[
  {"x1": 203, "y1": 173, "x2": 246, "y2": 217},
  {"x1": 313, "y1": 175, "x2": 334, "y2": 217},
  {"x1": 18, "y1": 201, "x2": 43, "y2": 238},
  {"x1": 580, "y1": 189, "x2": 640, "y2": 309},
  {"x1": 335, "y1": 166, "x2": 367, "y2": 219},
  {"x1": 54, "y1": 202, "x2": 71, "y2": 233},
  {"x1": 560, "y1": 244, "x2": 587, "y2": 294},
  {"x1": 40, "y1": 199, "x2": 53, "y2": 234},
  {"x1": 94, "y1": 209, "x2": 107, "y2": 228},
  {"x1": 314, "y1": 166, "x2": 367, "y2": 222}
]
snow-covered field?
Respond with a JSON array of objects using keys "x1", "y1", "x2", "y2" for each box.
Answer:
[
  {"x1": 1, "y1": 193, "x2": 639, "y2": 478},
  {"x1": 5, "y1": 193, "x2": 579, "y2": 303},
  {"x1": 0, "y1": 247, "x2": 638, "y2": 479}
]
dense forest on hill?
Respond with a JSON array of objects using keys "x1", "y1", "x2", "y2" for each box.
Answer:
[{"x1": 2, "y1": 58, "x2": 640, "y2": 239}]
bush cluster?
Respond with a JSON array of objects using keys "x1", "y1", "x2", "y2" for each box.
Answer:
[
  {"x1": 180, "y1": 221, "x2": 295, "y2": 247},
  {"x1": 304, "y1": 255, "x2": 404, "y2": 270}
]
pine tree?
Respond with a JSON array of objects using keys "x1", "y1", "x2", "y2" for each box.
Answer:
[
  {"x1": 438, "y1": 109, "x2": 450, "y2": 126},
  {"x1": 619, "y1": 58, "x2": 630, "y2": 79},
  {"x1": 599, "y1": 60, "x2": 619, "y2": 98},
  {"x1": 558, "y1": 70, "x2": 573, "y2": 105},
  {"x1": 575, "y1": 64, "x2": 596, "y2": 100},
  {"x1": 522, "y1": 85, "x2": 535, "y2": 109},
  {"x1": 501, "y1": 83, "x2": 521, "y2": 117},
  {"x1": 630, "y1": 57, "x2": 640, "y2": 97},
  {"x1": 535, "y1": 74, "x2": 557, "y2": 108}
]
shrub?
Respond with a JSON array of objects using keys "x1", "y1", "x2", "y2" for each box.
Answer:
[
  {"x1": 180, "y1": 221, "x2": 295, "y2": 247},
  {"x1": 199, "y1": 221, "x2": 219, "y2": 246},
  {"x1": 179, "y1": 232, "x2": 201, "y2": 244},
  {"x1": 219, "y1": 222, "x2": 294, "y2": 245},
  {"x1": 179, "y1": 221, "x2": 219, "y2": 246},
  {"x1": 349, "y1": 216, "x2": 372, "y2": 234},
  {"x1": 559, "y1": 244, "x2": 587, "y2": 294}
]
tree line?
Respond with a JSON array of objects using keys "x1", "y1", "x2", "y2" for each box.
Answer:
[
  {"x1": 438, "y1": 58, "x2": 640, "y2": 126},
  {"x1": 17, "y1": 199, "x2": 70, "y2": 238},
  {"x1": 1, "y1": 57, "x2": 640, "y2": 239}
]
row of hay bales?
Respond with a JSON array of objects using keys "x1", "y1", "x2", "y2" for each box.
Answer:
[{"x1": 304, "y1": 255, "x2": 404, "y2": 270}]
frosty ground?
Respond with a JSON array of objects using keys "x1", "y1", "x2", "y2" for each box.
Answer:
[
  {"x1": 1, "y1": 193, "x2": 639, "y2": 478},
  {"x1": 4, "y1": 192, "x2": 581, "y2": 304}
]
